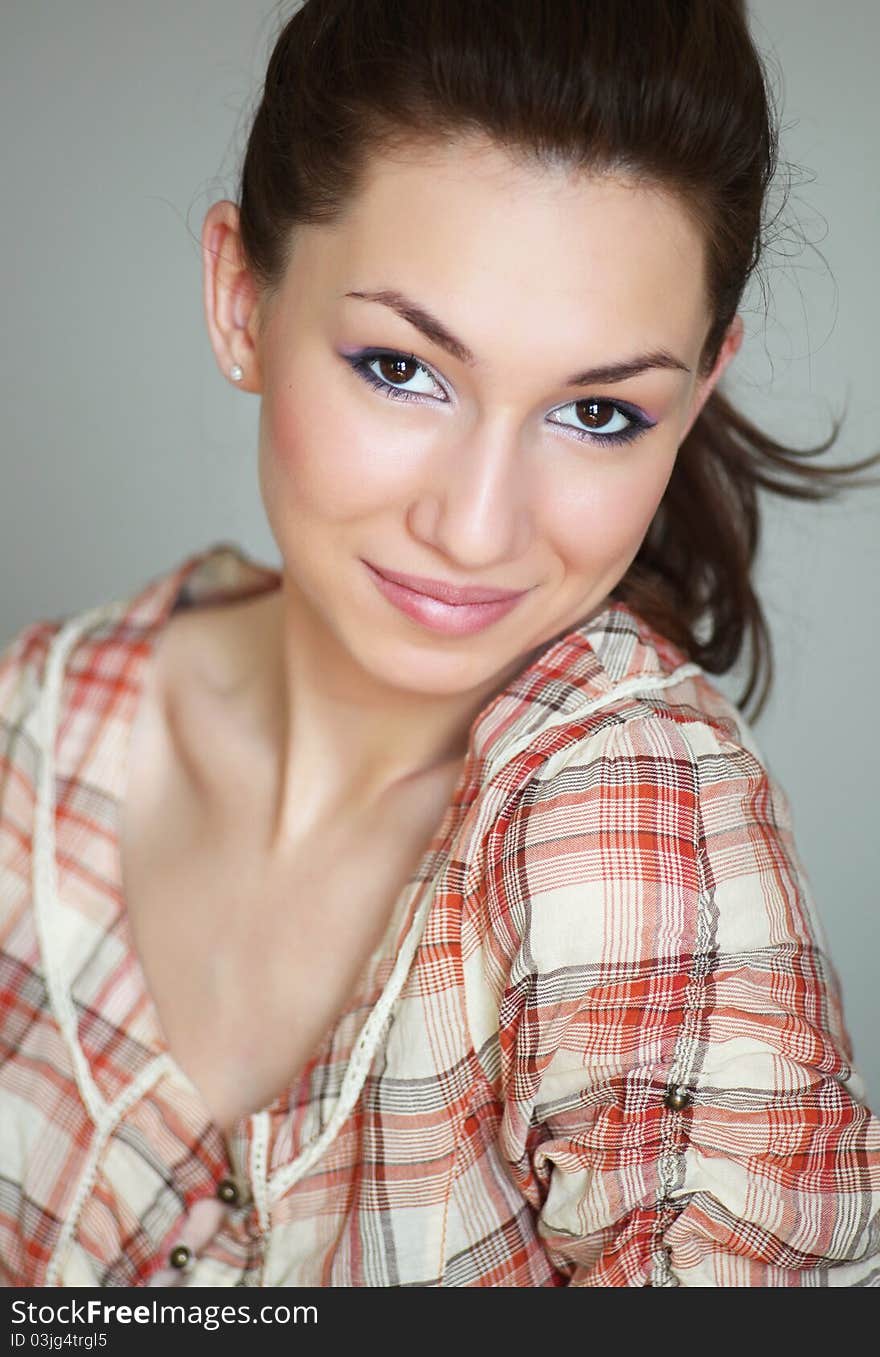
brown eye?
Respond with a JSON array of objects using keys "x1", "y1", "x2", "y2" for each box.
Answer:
[
  {"x1": 378, "y1": 355, "x2": 420, "y2": 385},
  {"x1": 574, "y1": 398, "x2": 617, "y2": 430},
  {"x1": 348, "y1": 350, "x2": 445, "y2": 401},
  {"x1": 547, "y1": 395, "x2": 648, "y2": 446}
]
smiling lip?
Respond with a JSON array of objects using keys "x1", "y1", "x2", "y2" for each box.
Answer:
[
  {"x1": 362, "y1": 561, "x2": 529, "y2": 636},
  {"x1": 363, "y1": 561, "x2": 527, "y2": 606}
]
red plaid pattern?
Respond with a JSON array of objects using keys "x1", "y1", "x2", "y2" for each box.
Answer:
[{"x1": 1, "y1": 542, "x2": 878, "y2": 1287}]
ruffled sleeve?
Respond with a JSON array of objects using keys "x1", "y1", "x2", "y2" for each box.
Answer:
[{"x1": 479, "y1": 711, "x2": 880, "y2": 1286}]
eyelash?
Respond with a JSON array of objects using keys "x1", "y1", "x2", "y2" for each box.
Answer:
[{"x1": 342, "y1": 348, "x2": 655, "y2": 448}]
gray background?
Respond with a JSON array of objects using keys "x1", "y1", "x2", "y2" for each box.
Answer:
[{"x1": 2, "y1": 1, "x2": 878, "y2": 1110}]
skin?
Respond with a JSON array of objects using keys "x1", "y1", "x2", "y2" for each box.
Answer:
[{"x1": 199, "y1": 135, "x2": 743, "y2": 857}]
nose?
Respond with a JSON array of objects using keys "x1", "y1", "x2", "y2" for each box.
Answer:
[{"x1": 408, "y1": 420, "x2": 534, "y2": 568}]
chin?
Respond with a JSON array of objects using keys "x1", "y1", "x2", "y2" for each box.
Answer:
[{"x1": 360, "y1": 637, "x2": 505, "y2": 696}]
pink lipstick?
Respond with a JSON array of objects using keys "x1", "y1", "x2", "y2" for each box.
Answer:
[{"x1": 363, "y1": 561, "x2": 529, "y2": 636}]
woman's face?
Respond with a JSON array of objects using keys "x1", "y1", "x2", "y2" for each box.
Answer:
[{"x1": 215, "y1": 137, "x2": 741, "y2": 699}]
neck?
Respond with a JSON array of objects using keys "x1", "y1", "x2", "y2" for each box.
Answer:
[{"x1": 179, "y1": 579, "x2": 522, "y2": 856}]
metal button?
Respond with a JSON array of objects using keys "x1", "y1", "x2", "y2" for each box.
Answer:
[
  {"x1": 217, "y1": 1177, "x2": 241, "y2": 1206},
  {"x1": 663, "y1": 1085, "x2": 693, "y2": 1111},
  {"x1": 169, "y1": 1244, "x2": 192, "y2": 1270}
]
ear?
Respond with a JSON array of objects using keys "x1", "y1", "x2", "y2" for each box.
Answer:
[
  {"x1": 201, "y1": 199, "x2": 266, "y2": 392},
  {"x1": 679, "y1": 312, "x2": 744, "y2": 443}
]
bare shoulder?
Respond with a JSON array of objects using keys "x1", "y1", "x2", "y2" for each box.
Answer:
[
  {"x1": 159, "y1": 591, "x2": 271, "y2": 689},
  {"x1": 154, "y1": 590, "x2": 279, "y2": 729},
  {"x1": 127, "y1": 591, "x2": 274, "y2": 817}
]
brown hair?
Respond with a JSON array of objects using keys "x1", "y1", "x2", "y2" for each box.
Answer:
[{"x1": 235, "y1": 0, "x2": 880, "y2": 721}]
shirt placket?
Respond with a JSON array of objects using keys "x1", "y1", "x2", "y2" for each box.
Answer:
[{"x1": 150, "y1": 1111, "x2": 268, "y2": 1286}]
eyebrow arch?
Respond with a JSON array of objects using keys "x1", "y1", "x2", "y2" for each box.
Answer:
[{"x1": 343, "y1": 287, "x2": 692, "y2": 385}]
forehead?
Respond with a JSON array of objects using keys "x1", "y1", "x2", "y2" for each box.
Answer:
[{"x1": 283, "y1": 137, "x2": 710, "y2": 347}]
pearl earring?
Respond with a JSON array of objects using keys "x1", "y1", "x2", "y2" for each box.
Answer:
[{"x1": 229, "y1": 363, "x2": 244, "y2": 382}]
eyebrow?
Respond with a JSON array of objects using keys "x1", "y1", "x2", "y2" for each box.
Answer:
[{"x1": 343, "y1": 287, "x2": 692, "y2": 385}]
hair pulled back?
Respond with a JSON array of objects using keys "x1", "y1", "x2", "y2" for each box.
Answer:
[{"x1": 236, "y1": 0, "x2": 880, "y2": 720}]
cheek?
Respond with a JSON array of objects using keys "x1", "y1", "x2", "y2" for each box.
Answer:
[
  {"x1": 549, "y1": 449, "x2": 675, "y2": 572},
  {"x1": 259, "y1": 377, "x2": 408, "y2": 523}
]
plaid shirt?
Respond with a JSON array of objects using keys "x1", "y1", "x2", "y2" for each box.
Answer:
[{"x1": 1, "y1": 542, "x2": 878, "y2": 1288}]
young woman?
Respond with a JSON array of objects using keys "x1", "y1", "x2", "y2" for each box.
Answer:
[{"x1": 2, "y1": 0, "x2": 879, "y2": 1287}]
